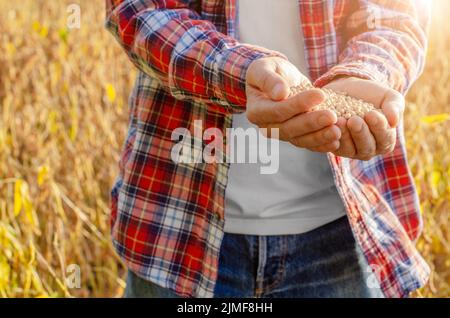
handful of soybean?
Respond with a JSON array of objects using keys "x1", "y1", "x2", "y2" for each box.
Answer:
[{"x1": 290, "y1": 82, "x2": 378, "y2": 119}]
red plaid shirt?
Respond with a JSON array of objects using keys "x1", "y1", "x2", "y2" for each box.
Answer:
[{"x1": 106, "y1": 0, "x2": 431, "y2": 297}]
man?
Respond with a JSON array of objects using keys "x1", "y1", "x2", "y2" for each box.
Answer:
[{"x1": 106, "y1": 0, "x2": 430, "y2": 297}]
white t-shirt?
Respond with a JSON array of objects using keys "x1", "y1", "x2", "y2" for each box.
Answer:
[{"x1": 224, "y1": 0, "x2": 346, "y2": 235}]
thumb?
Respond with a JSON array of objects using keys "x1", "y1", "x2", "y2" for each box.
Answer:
[
  {"x1": 261, "y1": 72, "x2": 290, "y2": 101},
  {"x1": 247, "y1": 60, "x2": 290, "y2": 101}
]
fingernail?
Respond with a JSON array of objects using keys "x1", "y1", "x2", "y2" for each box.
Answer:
[
  {"x1": 271, "y1": 84, "x2": 285, "y2": 99},
  {"x1": 311, "y1": 89, "x2": 326, "y2": 104},
  {"x1": 325, "y1": 129, "x2": 336, "y2": 140}
]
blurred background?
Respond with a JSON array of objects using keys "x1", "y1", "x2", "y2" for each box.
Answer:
[{"x1": 0, "y1": 0, "x2": 448, "y2": 297}]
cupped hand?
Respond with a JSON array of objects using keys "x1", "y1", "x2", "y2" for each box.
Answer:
[
  {"x1": 323, "y1": 77, "x2": 403, "y2": 160},
  {"x1": 245, "y1": 57, "x2": 341, "y2": 152}
]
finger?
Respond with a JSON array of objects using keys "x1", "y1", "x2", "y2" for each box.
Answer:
[
  {"x1": 277, "y1": 109, "x2": 337, "y2": 140},
  {"x1": 347, "y1": 116, "x2": 376, "y2": 160},
  {"x1": 333, "y1": 117, "x2": 356, "y2": 157},
  {"x1": 247, "y1": 89, "x2": 326, "y2": 125},
  {"x1": 290, "y1": 125, "x2": 341, "y2": 149},
  {"x1": 309, "y1": 140, "x2": 341, "y2": 153},
  {"x1": 247, "y1": 62, "x2": 290, "y2": 100},
  {"x1": 381, "y1": 90, "x2": 404, "y2": 128},
  {"x1": 365, "y1": 111, "x2": 397, "y2": 154}
]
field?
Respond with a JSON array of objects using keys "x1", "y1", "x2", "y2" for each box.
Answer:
[{"x1": 0, "y1": 0, "x2": 448, "y2": 297}]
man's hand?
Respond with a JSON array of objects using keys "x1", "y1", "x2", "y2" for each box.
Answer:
[
  {"x1": 245, "y1": 57, "x2": 341, "y2": 152},
  {"x1": 324, "y1": 77, "x2": 403, "y2": 160}
]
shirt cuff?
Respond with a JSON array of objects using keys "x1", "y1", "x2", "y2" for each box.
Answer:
[
  {"x1": 314, "y1": 61, "x2": 391, "y2": 89},
  {"x1": 214, "y1": 45, "x2": 287, "y2": 110}
]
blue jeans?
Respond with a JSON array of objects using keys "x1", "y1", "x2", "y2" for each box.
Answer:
[{"x1": 124, "y1": 217, "x2": 384, "y2": 298}]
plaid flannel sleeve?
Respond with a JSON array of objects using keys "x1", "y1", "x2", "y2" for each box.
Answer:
[
  {"x1": 105, "y1": 0, "x2": 283, "y2": 113},
  {"x1": 315, "y1": 0, "x2": 431, "y2": 94}
]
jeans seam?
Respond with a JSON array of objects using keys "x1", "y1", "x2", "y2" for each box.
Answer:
[
  {"x1": 255, "y1": 236, "x2": 266, "y2": 297},
  {"x1": 264, "y1": 236, "x2": 287, "y2": 295}
]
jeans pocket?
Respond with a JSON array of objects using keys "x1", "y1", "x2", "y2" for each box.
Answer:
[{"x1": 124, "y1": 271, "x2": 180, "y2": 298}]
